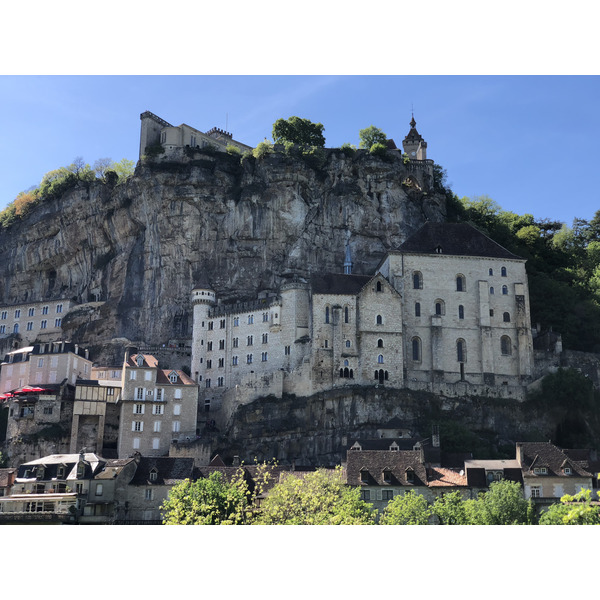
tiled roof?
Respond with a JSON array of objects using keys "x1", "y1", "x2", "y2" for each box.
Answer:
[
  {"x1": 346, "y1": 450, "x2": 427, "y2": 487},
  {"x1": 310, "y1": 273, "x2": 372, "y2": 295},
  {"x1": 398, "y1": 222, "x2": 522, "y2": 260},
  {"x1": 518, "y1": 442, "x2": 592, "y2": 478},
  {"x1": 127, "y1": 353, "x2": 159, "y2": 368},
  {"x1": 156, "y1": 369, "x2": 196, "y2": 386},
  {"x1": 130, "y1": 457, "x2": 194, "y2": 486},
  {"x1": 428, "y1": 467, "x2": 467, "y2": 487}
]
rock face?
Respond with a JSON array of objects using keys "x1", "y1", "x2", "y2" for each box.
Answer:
[{"x1": 0, "y1": 149, "x2": 446, "y2": 363}]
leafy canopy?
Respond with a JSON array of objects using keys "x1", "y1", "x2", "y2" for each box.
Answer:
[
  {"x1": 272, "y1": 116, "x2": 325, "y2": 147},
  {"x1": 255, "y1": 467, "x2": 376, "y2": 525},
  {"x1": 359, "y1": 125, "x2": 387, "y2": 150},
  {"x1": 463, "y1": 480, "x2": 534, "y2": 525},
  {"x1": 379, "y1": 490, "x2": 430, "y2": 525},
  {"x1": 539, "y1": 489, "x2": 600, "y2": 525}
]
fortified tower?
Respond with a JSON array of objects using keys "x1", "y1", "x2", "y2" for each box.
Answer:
[{"x1": 191, "y1": 278, "x2": 216, "y2": 384}]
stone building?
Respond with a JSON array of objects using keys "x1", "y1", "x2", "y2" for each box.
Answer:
[
  {"x1": 0, "y1": 298, "x2": 74, "y2": 347},
  {"x1": 139, "y1": 110, "x2": 252, "y2": 159},
  {"x1": 191, "y1": 221, "x2": 536, "y2": 427},
  {"x1": 116, "y1": 351, "x2": 199, "y2": 458}
]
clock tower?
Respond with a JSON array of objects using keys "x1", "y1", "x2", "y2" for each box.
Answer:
[{"x1": 402, "y1": 115, "x2": 428, "y2": 160}]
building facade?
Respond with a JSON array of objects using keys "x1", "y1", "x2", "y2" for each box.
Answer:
[{"x1": 116, "y1": 351, "x2": 199, "y2": 458}]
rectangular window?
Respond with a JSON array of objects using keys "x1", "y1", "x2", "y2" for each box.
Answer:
[
  {"x1": 153, "y1": 421, "x2": 161, "y2": 432},
  {"x1": 134, "y1": 404, "x2": 144, "y2": 414},
  {"x1": 285, "y1": 346, "x2": 291, "y2": 355},
  {"x1": 155, "y1": 388, "x2": 163, "y2": 401},
  {"x1": 382, "y1": 490, "x2": 393, "y2": 501},
  {"x1": 136, "y1": 387, "x2": 144, "y2": 400},
  {"x1": 144, "y1": 371, "x2": 152, "y2": 381},
  {"x1": 0, "y1": 326, "x2": 4, "y2": 334},
  {"x1": 38, "y1": 358, "x2": 44, "y2": 368},
  {"x1": 153, "y1": 404, "x2": 163, "y2": 415},
  {"x1": 191, "y1": 134, "x2": 196, "y2": 146},
  {"x1": 360, "y1": 490, "x2": 371, "y2": 501},
  {"x1": 205, "y1": 379, "x2": 211, "y2": 388},
  {"x1": 132, "y1": 421, "x2": 143, "y2": 432},
  {"x1": 130, "y1": 370, "x2": 136, "y2": 380},
  {"x1": 95, "y1": 483, "x2": 103, "y2": 496},
  {"x1": 531, "y1": 486, "x2": 541, "y2": 498},
  {"x1": 174, "y1": 389, "x2": 182, "y2": 399},
  {"x1": 220, "y1": 319, "x2": 225, "y2": 329},
  {"x1": 173, "y1": 404, "x2": 181, "y2": 416},
  {"x1": 145, "y1": 488, "x2": 153, "y2": 500},
  {"x1": 133, "y1": 438, "x2": 140, "y2": 449},
  {"x1": 172, "y1": 421, "x2": 180, "y2": 433},
  {"x1": 43, "y1": 406, "x2": 53, "y2": 415}
]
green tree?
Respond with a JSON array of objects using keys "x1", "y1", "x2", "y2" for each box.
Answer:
[
  {"x1": 255, "y1": 467, "x2": 375, "y2": 525},
  {"x1": 358, "y1": 125, "x2": 387, "y2": 150},
  {"x1": 272, "y1": 116, "x2": 325, "y2": 147},
  {"x1": 108, "y1": 158, "x2": 135, "y2": 182},
  {"x1": 431, "y1": 491, "x2": 469, "y2": 524},
  {"x1": 379, "y1": 490, "x2": 431, "y2": 525},
  {"x1": 539, "y1": 489, "x2": 600, "y2": 525},
  {"x1": 161, "y1": 471, "x2": 250, "y2": 525},
  {"x1": 463, "y1": 480, "x2": 533, "y2": 525}
]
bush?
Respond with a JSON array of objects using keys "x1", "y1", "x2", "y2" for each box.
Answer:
[
  {"x1": 339, "y1": 143, "x2": 356, "y2": 157},
  {"x1": 301, "y1": 146, "x2": 326, "y2": 169},
  {"x1": 144, "y1": 142, "x2": 165, "y2": 159},
  {"x1": 252, "y1": 140, "x2": 274, "y2": 159},
  {"x1": 226, "y1": 144, "x2": 241, "y2": 156},
  {"x1": 369, "y1": 142, "x2": 388, "y2": 157}
]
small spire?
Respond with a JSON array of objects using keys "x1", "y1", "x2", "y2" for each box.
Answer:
[{"x1": 410, "y1": 114, "x2": 416, "y2": 129}]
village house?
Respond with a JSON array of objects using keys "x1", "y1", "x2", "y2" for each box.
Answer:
[{"x1": 116, "y1": 350, "x2": 199, "y2": 459}]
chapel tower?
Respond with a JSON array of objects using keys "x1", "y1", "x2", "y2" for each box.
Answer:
[{"x1": 402, "y1": 114, "x2": 428, "y2": 160}]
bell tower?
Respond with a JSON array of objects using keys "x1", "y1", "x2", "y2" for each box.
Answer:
[{"x1": 402, "y1": 114, "x2": 428, "y2": 160}]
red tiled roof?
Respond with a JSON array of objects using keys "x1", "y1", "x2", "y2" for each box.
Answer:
[{"x1": 428, "y1": 467, "x2": 467, "y2": 487}]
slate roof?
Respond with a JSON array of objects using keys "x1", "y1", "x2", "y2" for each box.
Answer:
[
  {"x1": 310, "y1": 273, "x2": 372, "y2": 296},
  {"x1": 130, "y1": 457, "x2": 195, "y2": 486},
  {"x1": 346, "y1": 450, "x2": 428, "y2": 487},
  {"x1": 464, "y1": 459, "x2": 523, "y2": 488},
  {"x1": 398, "y1": 222, "x2": 522, "y2": 260},
  {"x1": 192, "y1": 464, "x2": 287, "y2": 494},
  {"x1": 517, "y1": 442, "x2": 592, "y2": 478}
]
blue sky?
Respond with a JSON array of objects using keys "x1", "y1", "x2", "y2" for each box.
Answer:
[{"x1": 1, "y1": 75, "x2": 598, "y2": 225}]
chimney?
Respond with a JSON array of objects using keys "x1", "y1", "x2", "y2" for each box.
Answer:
[{"x1": 516, "y1": 443, "x2": 523, "y2": 466}]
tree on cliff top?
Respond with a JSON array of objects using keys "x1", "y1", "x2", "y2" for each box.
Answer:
[
  {"x1": 272, "y1": 116, "x2": 325, "y2": 147},
  {"x1": 359, "y1": 125, "x2": 387, "y2": 150}
]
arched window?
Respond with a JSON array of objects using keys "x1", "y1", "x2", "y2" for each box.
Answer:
[
  {"x1": 325, "y1": 306, "x2": 330, "y2": 323},
  {"x1": 458, "y1": 305, "x2": 464, "y2": 320},
  {"x1": 489, "y1": 268, "x2": 494, "y2": 276},
  {"x1": 502, "y1": 285, "x2": 508, "y2": 295},
  {"x1": 340, "y1": 368, "x2": 344, "y2": 378},
  {"x1": 456, "y1": 339, "x2": 466, "y2": 363},
  {"x1": 456, "y1": 274, "x2": 466, "y2": 292},
  {"x1": 501, "y1": 266, "x2": 507, "y2": 277},
  {"x1": 13, "y1": 324, "x2": 19, "y2": 334},
  {"x1": 377, "y1": 339, "x2": 384, "y2": 348},
  {"x1": 376, "y1": 281, "x2": 383, "y2": 292},
  {"x1": 412, "y1": 337, "x2": 421, "y2": 362},
  {"x1": 415, "y1": 302, "x2": 421, "y2": 317},
  {"x1": 344, "y1": 306, "x2": 349, "y2": 323},
  {"x1": 376, "y1": 315, "x2": 383, "y2": 325},
  {"x1": 413, "y1": 271, "x2": 423, "y2": 290},
  {"x1": 503, "y1": 312, "x2": 510, "y2": 322},
  {"x1": 501, "y1": 335, "x2": 512, "y2": 355},
  {"x1": 435, "y1": 300, "x2": 445, "y2": 316},
  {"x1": 344, "y1": 367, "x2": 350, "y2": 378},
  {"x1": 344, "y1": 359, "x2": 349, "y2": 367},
  {"x1": 350, "y1": 369, "x2": 354, "y2": 379},
  {"x1": 490, "y1": 286, "x2": 495, "y2": 295},
  {"x1": 345, "y1": 340, "x2": 351, "y2": 348},
  {"x1": 378, "y1": 354, "x2": 384, "y2": 364}
]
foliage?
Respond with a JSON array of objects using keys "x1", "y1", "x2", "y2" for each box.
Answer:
[
  {"x1": 0, "y1": 451, "x2": 7, "y2": 468},
  {"x1": 252, "y1": 140, "x2": 274, "y2": 160},
  {"x1": 161, "y1": 472, "x2": 249, "y2": 525},
  {"x1": 431, "y1": 491, "x2": 469, "y2": 524},
  {"x1": 539, "y1": 489, "x2": 600, "y2": 525},
  {"x1": 339, "y1": 142, "x2": 356, "y2": 157},
  {"x1": 301, "y1": 146, "x2": 327, "y2": 170},
  {"x1": 272, "y1": 116, "x2": 325, "y2": 148},
  {"x1": 369, "y1": 142, "x2": 388, "y2": 157},
  {"x1": 225, "y1": 144, "x2": 241, "y2": 156},
  {"x1": 463, "y1": 480, "x2": 534, "y2": 525},
  {"x1": 255, "y1": 467, "x2": 376, "y2": 525},
  {"x1": 379, "y1": 490, "x2": 431, "y2": 525},
  {"x1": 358, "y1": 125, "x2": 387, "y2": 150}
]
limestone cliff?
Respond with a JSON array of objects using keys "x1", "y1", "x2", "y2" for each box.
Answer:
[{"x1": 0, "y1": 148, "x2": 446, "y2": 362}]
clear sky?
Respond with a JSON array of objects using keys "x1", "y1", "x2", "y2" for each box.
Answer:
[{"x1": 1, "y1": 74, "x2": 598, "y2": 226}]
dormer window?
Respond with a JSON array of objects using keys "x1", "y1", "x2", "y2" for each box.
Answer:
[
  {"x1": 149, "y1": 469, "x2": 158, "y2": 482},
  {"x1": 360, "y1": 469, "x2": 369, "y2": 484},
  {"x1": 57, "y1": 466, "x2": 66, "y2": 479},
  {"x1": 36, "y1": 466, "x2": 45, "y2": 480},
  {"x1": 563, "y1": 467, "x2": 572, "y2": 475},
  {"x1": 168, "y1": 371, "x2": 178, "y2": 384},
  {"x1": 76, "y1": 462, "x2": 85, "y2": 478},
  {"x1": 136, "y1": 355, "x2": 144, "y2": 367},
  {"x1": 533, "y1": 467, "x2": 548, "y2": 475},
  {"x1": 405, "y1": 468, "x2": 415, "y2": 483},
  {"x1": 389, "y1": 442, "x2": 399, "y2": 452},
  {"x1": 383, "y1": 468, "x2": 392, "y2": 484}
]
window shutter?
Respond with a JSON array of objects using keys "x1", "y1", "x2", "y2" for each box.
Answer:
[{"x1": 376, "y1": 490, "x2": 382, "y2": 501}]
